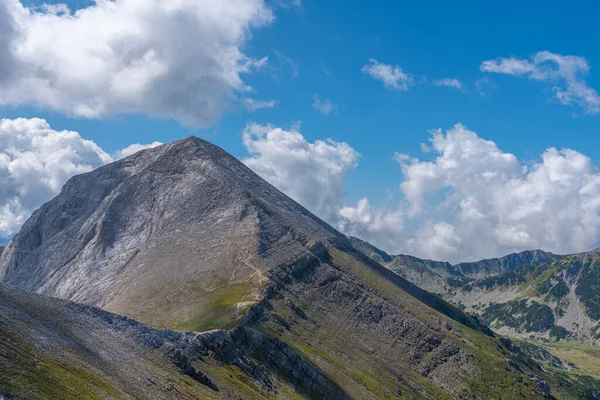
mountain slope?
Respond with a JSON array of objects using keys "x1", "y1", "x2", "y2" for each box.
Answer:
[
  {"x1": 350, "y1": 237, "x2": 600, "y2": 342},
  {"x1": 461, "y1": 250, "x2": 600, "y2": 342},
  {"x1": 0, "y1": 137, "x2": 590, "y2": 398},
  {"x1": 0, "y1": 283, "x2": 347, "y2": 400},
  {"x1": 5, "y1": 277, "x2": 599, "y2": 400},
  {"x1": 454, "y1": 250, "x2": 563, "y2": 279},
  {"x1": 349, "y1": 237, "x2": 463, "y2": 294},
  {"x1": 0, "y1": 137, "x2": 343, "y2": 331}
]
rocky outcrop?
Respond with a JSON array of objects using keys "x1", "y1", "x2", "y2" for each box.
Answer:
[{"x1": 0, "y1": 283, "x2": 347, "y2": 399}]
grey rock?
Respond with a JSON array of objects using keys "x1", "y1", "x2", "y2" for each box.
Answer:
[{"x1": 0, "y1": 137, "x2": 346, "y2": 328}]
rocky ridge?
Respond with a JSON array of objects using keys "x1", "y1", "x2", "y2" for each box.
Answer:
[
  {"x1": 0, "y1": 283, "x2": 345, "y2": 399},
  {"x1": 350, "y1": 236, "x2": 600, "y2": 343}
]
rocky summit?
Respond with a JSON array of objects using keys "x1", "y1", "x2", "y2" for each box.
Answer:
[
  {"x1": 1, "y1": 137, "x2": 599, "y2": 399},
  {"x1": 0, "y1": 136, "x2": 342, "y2": 331}
]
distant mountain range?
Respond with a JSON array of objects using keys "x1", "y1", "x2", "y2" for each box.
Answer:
[
  {"x1": 350, "y1": 237, "x2": 600, "y2": 343},
  {"x1": 1, "y1": 137, "x2": 598, "y2": 399}
]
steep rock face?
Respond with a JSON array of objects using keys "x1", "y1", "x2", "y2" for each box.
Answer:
[{"x1": 0, "y1": 137, "x2": 344, "y2": 329}]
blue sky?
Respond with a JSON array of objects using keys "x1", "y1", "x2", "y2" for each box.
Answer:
[
  {"x1": 8, "y1": 0, "x2": 600, "y2": 204},
  {"x1": 1, "y1": 0, "x2": 600, "y2": 261}
]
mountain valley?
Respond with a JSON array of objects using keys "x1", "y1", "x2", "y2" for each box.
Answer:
[{"x1": 350, "y1": 237, "x2": 600, "y2": 344}]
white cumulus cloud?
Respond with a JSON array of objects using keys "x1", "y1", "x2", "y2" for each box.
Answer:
[
  {"x1": 433, "y1": 78, "x2": 463, "y2": 90},
  {"x1": 481, "y1": 51, "x2": 600, "y2": 114},
  {"x1": 114, "y1": 141, "x2": 163, "y2": 159},
  {"x1": 0, "y1": 118, "x2": 110, "y2": 236},
  {"x1": 338, "y1": 198, "x2": 404, "y2": 250},
  {"x1": 0, "y1": 0, "x2": 274, "y2": 126},
  {"x1": 242, "y1": 123, "x2": 359, "y2": 224},
  {"x1": 362, "y1": 59, "x2": 414, "y2": 90},
  {"x1": 238, "y1": 122, "x2": 600, "y2": 263},
  {"x1": 348, "y1": 123, "x2": 600, "y2": 263},
  {"x1": 0, "y1": 117, "x2": 163, "y2": 237}
]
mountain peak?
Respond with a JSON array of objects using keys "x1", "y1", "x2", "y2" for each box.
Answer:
[
  {"x1": 0, "y1": 135, "x2": 344, "y2": 329},
  {"x1": 169, "y1": 135, "x2": 221, "y2": 153},
  {"x1": 1, "y1": 136, "x2": 587, "y2": 399}
]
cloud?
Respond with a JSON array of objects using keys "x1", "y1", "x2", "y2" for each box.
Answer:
[
  {"x1": 362, "y1": 59, "x2": 414, "y2": 90},
  {"x1": 239, "y1": 122, "x2": 600, "y2": 263},
  {"x1": 272, "y1": 0, "x2": 302, "y2": 9},
  {"x1": 0, "y1": 0, "x2": 274, "y2": 126},
  {"x1": 312, "y1": 96, "x2": 336, "y2": 115},
  {"x1": 480, "y1": 57, "x2": 539, "y2": 76},
  {"x1": 481, "y1": 51, "x2": 600, "y2": 114},
  {"x1": 241, "y1": 123, "x2": 359, "y2": 224},
  {"x1": 0, "y1": 118, "x2": 110, "y2": 236},
  {"x1": 348, "y1": 123, "x2": 600, "y2": 263},
  {"x1": 474, "y1": 76, "x2": 496, "y2": 97},
  {"x1": 114, "y1": 141, "x2": 163, "y2": 159},
  {"x1": 0, "y1": 118, "x2": 164, "y2": 237},
  {"x1": 242, "y1": 98, "x2": 277, "y2": 112},
  {"x1": 320, "y1": 62, "x2": 332, "y2": 75},
  {"x1": 338, "y1": 198, "x2": 404, "y2": 249},
  {"x1": 433, "y1": 78, "x2": 463, "y2": 90}
]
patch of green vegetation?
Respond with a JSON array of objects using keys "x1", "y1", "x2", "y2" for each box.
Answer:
[
  {"x1": 536, "y1": 276, "x2": 568, "y2": 302},
  {"x1": 290, "y1": 338, "x2": 419, "y2": 399},
  {"x1": 548, "y1": 279, "x2": 568, "y2": 300},
  {"x1": 543, "y1": 341, "x2": 600, "y2": 380},
  {"x1": 204, "y1": 363, "x2": 270, "y2": 399},
  {"x1": 481, "y1": 299, "x2": 555, "y2": 332},
  {"x1": 174, "y1": 282, "x2": 254, "y2": 332},
  {"x1": 473, "y1": 262, "x2": 539, "y2": 291},
  {"x1": 346, "y1": 366, "x2": 402, "y2": 400},
  {"x1": 456, "y1": 328, "x2": 549, "y2": 398},
  {"x1": 0, "y1": 330, "x2": 122, "y2": 400},
  {"x1": 276, "y1": 386, "x2": 306, "y2": 400},
  {"x1": 446, "y1": 276, "x2": 471, "y2": 289},
  {"x1": 550, "y1": 325, "x2": 568, "y2": 340},
  {"x1": 575, "y1": 259, "x2": 600, "y2": 320},
  {"x1": 536, "y1": 278, "x2": 553, "y2": 295}
]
